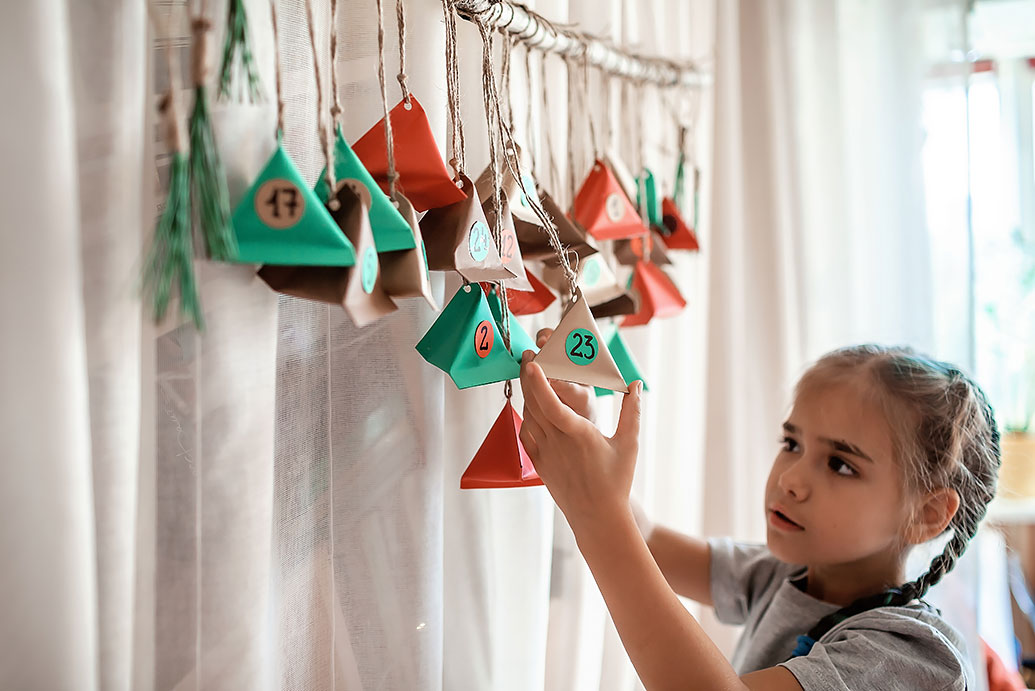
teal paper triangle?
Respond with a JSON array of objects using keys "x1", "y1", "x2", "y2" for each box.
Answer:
[
  {"x1": 594, "y1": 330, "x2": 649, "y2": 397},
  {"x1": 486, "y1": 287, "x2": 539, "y2": 363},
  {"x1": 231, "y1": 143, "x2": 355, "y2": 266},
  {"x1": 636, "y1": 169, "x2": 662, "y2": 228},
  {"x1": 415, "y1": 285, "x2": 521, "y2": 389},
  {"x1": 316, "y1": 127, "x2": 417, "y2": 253}
]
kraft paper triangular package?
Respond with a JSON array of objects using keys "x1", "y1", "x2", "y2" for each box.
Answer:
[
  {"x1": 231, "y1": 142, "x2": 356, "y2": 266},
  {"x1": 572, "y1": 159, "x2": 648, "y2": 241},
  {"x1": 460, "y1": 400, "x2": 543, "y2": 489},
  {"x1": 414, "y1": 283, "x2": 521, "y2": 389},
  {"x1": 621, "y1": 260, "x2": 687, "y2": 327},
  {"x1": 506, "y1": 264, "x2": 556, "y2": 316},
  {"x1": 659, "y1": 196, "x2": 700, "y2": 251},
  {"x1": 542, "y1": 253, "x2": 625, "y2": 308},
  {"x1": 378, "y1": 190, "x2": 438, "y2": 309},
  {"x1": 516, "y1": 187, "x2": 598, "y2": 266},
  {"x1": 475, "y1": 159, "x2": 540, "y2": 228},
  {"x1": 420, "y1": 174, "x2": 515, "y2": 283},
  {"x1": 594, "y1": 329, "x2": 650, "y2": 397},
  {"x1": 352, "y1": 96, "x2": 468, "y2": 212},
  {"x1": 590, "y1": 290, "x2": 640, "y2": 319},
  {"x1": 316, "y1": 125, "x2": 416, "y2": 252},
  {"x1": 615, "y1": 229, "x2": 672, "y2": 266},
  {"x1": 533, "y1": 288, "x2": 628, "y2": 393},
  {"x1": 258, "y1": 180, "x2": 397, "y2": 327},
  {"x1": 482, "y1": 193, "x2": 533, "y2": 292}
]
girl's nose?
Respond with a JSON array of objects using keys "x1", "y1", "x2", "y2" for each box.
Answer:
[{"x1": 778, "y1": 459, "x2": 810, "y2": 501}]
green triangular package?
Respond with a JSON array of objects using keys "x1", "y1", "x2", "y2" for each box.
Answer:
[
  {"x1": 231, "y1": 142, "x2": 355, "y2": 266},
  {"x1": 636, "y1": 169, "x2": 662, "y2": 228},
  {"x1": 485, "y1": 286, "x2": 539, "y2": 364},
  {"x1": 415, "y1": 283, "x2": 521, "y2": 389},
  {"x1": 316, "y1": 126, "x2": 416, "y2": 253},
  {"x1": 594, "y1": 329, "x2": 649, "y2": 397}
]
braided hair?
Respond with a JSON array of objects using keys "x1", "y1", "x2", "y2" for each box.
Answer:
[{"x1": 789, "y1": 345, "x2": 1001, "y2": 655}]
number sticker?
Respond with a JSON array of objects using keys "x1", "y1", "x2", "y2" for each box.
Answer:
[
  {"x1": 605, "y1": 193, "x2": 625, "y2": 223},
  {"x1": 361, "y1": 246, "x2": 378, "y2": 294},
  {"x1": 469, "y1": 220, "x2": 490, "y2": 262},
  {"x1": 582, "y1": 257, "x2": 601, "y2": 286},
  {"x1": 500, "y1": 226, "x2": 517, "y2": 262},
  {"x1": 565, "y1": 328, "x2": 597, "y2": 366},
  {"x1": 256, "y1": 179, "x2": 305, "y2": 229},
  {"x1": 475, "y1": 319, "x2": 494, "y2": 358},
  {"x1": 519, "y1": 173, "x2": 537, "y2": 208}
]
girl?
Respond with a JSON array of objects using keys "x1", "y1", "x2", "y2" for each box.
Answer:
[{"x1": 518, "y1": 341, "x2": 1000, "y2": 690}]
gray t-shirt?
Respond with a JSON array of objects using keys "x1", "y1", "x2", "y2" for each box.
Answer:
[{"x1": 708, "y1": 538, "x2": 974, "y2": 690}]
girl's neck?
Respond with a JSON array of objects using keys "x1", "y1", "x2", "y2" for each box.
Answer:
[{"x1": 804, "y1": 558, "x2": 906, "y2": 607}]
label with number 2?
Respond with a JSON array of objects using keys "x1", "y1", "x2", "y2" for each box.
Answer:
[{"x1": 474, "y1": 319, "x2": 494, "y2": 358}]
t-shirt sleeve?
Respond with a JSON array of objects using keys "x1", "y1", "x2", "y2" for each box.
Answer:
[
  {"x1": 777, "y1": 610, "x2": 970, "y2": 691},
  {"x1": 707, "y1": 538, "x2": 788, "y2": 626}
]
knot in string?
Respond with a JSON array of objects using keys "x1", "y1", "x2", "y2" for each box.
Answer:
[
  {"x1": 396, "y1": 0, "x2": 411, "y2": 105},
  {"x1": 190, "y1": 16, "x2": 212, "y2": 87}
]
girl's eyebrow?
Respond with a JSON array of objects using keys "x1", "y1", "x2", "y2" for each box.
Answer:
[{"x1": 782, "y1": 422, "x2": 874, "y2": 463}]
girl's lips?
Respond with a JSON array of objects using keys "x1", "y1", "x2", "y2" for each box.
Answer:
[{"x1": 768, "y1": 509, "x2": 804, "y2": 531}]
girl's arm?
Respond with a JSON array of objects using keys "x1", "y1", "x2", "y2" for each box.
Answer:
[
  {"x1": 631, "y1": 499, "x2": 714, "y2": 606},
  {"x1": 519, "y1": 357, "x2": 802, "y2": 691}
]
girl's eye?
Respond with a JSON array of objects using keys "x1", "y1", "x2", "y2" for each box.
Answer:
[
  {"x1": 828, "y1": 456, "x2": 857, "y2": 477},
  {"x1": 780, "y1": 436, "x2": 799, "y2": 452}
]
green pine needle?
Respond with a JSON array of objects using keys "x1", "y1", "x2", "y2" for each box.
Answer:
[
  {"x1": 218, "y1": 0, "x2": 263, "y2": 102},
  {"x1": 190, "y1": 85, "x2": 237, "y2": 261},
  {"x1": 144, "y1": 152, "x2": 205, "y2": 330}
]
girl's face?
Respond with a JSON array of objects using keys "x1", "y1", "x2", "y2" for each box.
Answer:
[{"x1": 764, "y1": 375, "x2": 915, "y2": 573}]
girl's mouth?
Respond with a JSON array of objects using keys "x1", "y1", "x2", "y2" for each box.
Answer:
[{"x1": 768, "y1": 509, "x2": 804, "y2": 531}]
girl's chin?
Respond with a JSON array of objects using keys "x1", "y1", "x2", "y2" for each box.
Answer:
[{"x1": 765, "y1": 531, "x2": 808, "y2": 565}]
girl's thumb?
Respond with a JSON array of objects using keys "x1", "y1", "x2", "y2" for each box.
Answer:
[{"x1": 613, "y1": 381, "x2": 643, "y2": 449}]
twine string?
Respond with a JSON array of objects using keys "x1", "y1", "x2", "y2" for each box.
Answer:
[
  {"x1": 523, "y1": 45, "x2": 537, "y2": 175},
  {"x1": 442, "y1": 0, "x2": 465, "y2": 176},
  {"x1": 270, "y1": 0, "x2": 284, "y2": 136},
  {"x1": 305, "y1": 0, "x2": 336, "y2": 205},
  {"x1": 330, "y1": 0, "x2": 342, "y2": 122},
  {"x1": 540, "y1": 53, "x2": 560, "y2": 200},
  {"x1": 396, "y1": 0, "x2": 411, "y2": 105},
  {"x1": 581, "y1": 48, "x2": 600, "y2": 158},
  {"x1": 375, "y1": 0, "x2": 399, "y2": 197}
]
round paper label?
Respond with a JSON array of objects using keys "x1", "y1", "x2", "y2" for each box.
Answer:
[
  {"x1": 361, "y1": 246, "x2": 377, "y2": 294},
  {"x1": 469, "y1": 220, "x2": 490, "y2": 262},
  {"x1": 582, "y1": 257, "x2": 601, "y2": 286},
  {"x1": 256, "y1": 178, "x2": 306, "y2": 229},
  {"x1": 605, "y1": 193, "x2": 625, "y2": 223},
  {"x1": 519, "y1": 173, "x2": 537, "y2": 208},
  {"x1": 500, "y1": 226, "x2": 517, "y2": 263},
  {"x1": 565, "y1": 328, "x2": 597, "y2": 366},
  {"x1": 475, "y1": 319, "x2": 494, "y2": 358}
]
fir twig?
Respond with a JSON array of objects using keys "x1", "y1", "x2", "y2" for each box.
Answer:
[{"x1": 218, "y1": 0, "x2": 263, "y2": 102}]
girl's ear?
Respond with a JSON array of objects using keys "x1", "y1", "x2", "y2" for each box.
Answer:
[{"x1": 906, "y1": 488, "x2": 961, "y2": 545}]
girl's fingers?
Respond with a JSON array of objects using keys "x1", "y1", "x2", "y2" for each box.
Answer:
[
  {"x1": 519, "y1": 352, "x2": 555, "y2": 431},
  {"x1": 611, "y1": 380, "x2": 643, "y2": 453},
  {"x1": 549, "y1": 379, "x2": 594, "y2": 419},
  {"x1": 522, "y1": 360, "x2": 586, "y2": 436},
  {"x1": 519, "y1": 411, "x2": 545, "y2": 461},
  {"x1": 535, "y1": 328, "x2": 554, "y2": 348}
]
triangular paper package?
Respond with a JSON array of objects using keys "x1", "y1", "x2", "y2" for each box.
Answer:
[
  {"x1": 483, "y1": 193, "x2": 533, "y2": 292},
  {"x1": 475, "y1": 162, "x2": 540, "y2": 227},
  {"x1": 594, "y1": 330, "x2": 650, "y2": 397},
  {"x1": 352, "y1": 96, "x2": 467, "y2": 212},
  {"x1": 485, "y1": 286, "x2": 539, "y2": 363},
  {"x1": 316, "y1": 125, "x2": 416, "y2": 252},
  {"x1": 533, "y1": 289, "x2": 628, "y2": 393},
  {"x1": 258, "y1": 180, "x2": 398, "y2": 327},
  {"x1": 420, "y1": 174, "x2": 515, "y2": 282},
  {"x1": 460, "y1": 400, "x2": 543, "y2": 489},
  {"x1": 415, "y1": 283, "x2": 521, "y2": 389},
  {"x1": 635, "y1": 169, "x2": 662, "y2": 228},
  {"x1": 506, "y1": 264, "x2": 556, "y2": 316},
  {"x1": 615, "y1": 230, "x2": 672, "y2": 266},
  {"x1": 659, "y1": 197, "x2": 700, "y2": 251},
  {"x1": 590, "y1": 291, "x2": 640, "y2": 319},
  {"x1": 572, "y1": 159, "x2": 648, "y2": 241},
  {"x1": 516, "y1": 188, "x2": 598, "y2": 265},
  {"x1": 621, "y1": 260, "x2": 687, "y2": 327},
  {"x1": 540, "y1": 253, "x2": 625, "y2": 307},
  {"x1": 378, "y1": 191, "x2": 438, "y2": 309},
  {"x1": 231, "y1": 143, "x2": 356, "y2": 266},
  {"x1": 604, "y1": 151, "x2": 638, "y2": 206}
]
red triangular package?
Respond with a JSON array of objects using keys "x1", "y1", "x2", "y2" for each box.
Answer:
[
  {"x1": 659, "y1": 197, "x2": 700, "y2": 251},
  {"x1": 506, "y1": 264, "x2": 556, "y2": 316},
  {"x1": 572, "y1": 159, "x2": 647, "y2": 241},
  {"x1": 620, "y1": 261, "x2": 687, "y2": 327},
  {"x1": 460, "y1": 400, "x2": 543, "y2": 489},
  {"x1": 352, "y1": 96, "x2": 468, "y2": 212}
]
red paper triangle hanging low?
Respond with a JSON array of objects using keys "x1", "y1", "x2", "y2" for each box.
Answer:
[
  {"x1": 572, "y1": 159, "x2": 646, "y2": 241},
  {"x1": 352, "y1": 96, "x2": 468, "y2": 212},
  {"x1": 659, "y1": 197, "x2": 700, "y2": 251},
  {"x1": 620, "y1": 260, "x2": 687, "y2": 327},
  {"x1": 460, "y1": 400, "x2": 543, "y2": 489},
  {"x1": 506, "y1": 264, "x2": 556, "y2": 316}
]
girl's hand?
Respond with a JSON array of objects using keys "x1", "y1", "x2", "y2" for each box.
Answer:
[
  {"x1": 518, "y1": 351, "x2": 643, "y2": 530},
  {"x1": 532, "y1": 328, "x2": 597, "y2": 425}
]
